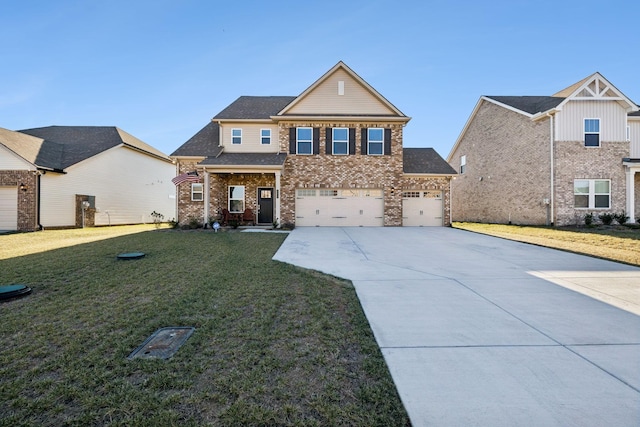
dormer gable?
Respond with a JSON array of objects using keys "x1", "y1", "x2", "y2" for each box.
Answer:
[
  {"x1": 276, "y1": 61, "x2": 409, "y2": 121},
  {"x1": 553, "y1": 72, "x2": 638, "y2": 113}
]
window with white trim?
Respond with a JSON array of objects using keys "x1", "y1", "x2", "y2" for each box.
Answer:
[
  {"x1": 232, "y1": 128, "x2": 242, "y2": 145},
  {"x1": 368, "y1": 128, "x2": 383, "y2": 155},
  {"x1": 584, "y1": 119, "x2": 600, "y2": 147},
  {"x1": 297, "y1": 127, "x2": 312, "y2": 154},
  {"x1": 460, "y1": 155, "x2": 466, "y2": 174},
  {"x1": 229, "y1": 185, "x2": 245, "y2": 212},
  {"x1": 332, "y1": 128, "x2": 348, "y2": 155},
  {"x1": 627, "y1": 125, "x2": 631, "y2": 142},
  {"x1": 191, "y1": 183, "x2": 203, "y2": 201},
  {"x1": 574, "y1": 179, "x2": 610, "y2": 209},
  {"x1": 261, "y1": 129, "x2": 271, "y2": 145}
]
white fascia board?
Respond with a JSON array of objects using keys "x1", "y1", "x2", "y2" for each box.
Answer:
[{"x1": 271, "y1": 115, "x2": 410, "y2": 123}]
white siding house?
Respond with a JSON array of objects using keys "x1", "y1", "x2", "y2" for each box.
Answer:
[{"x1": 0, "y1": 126, "x2": 176, "y2": 231}]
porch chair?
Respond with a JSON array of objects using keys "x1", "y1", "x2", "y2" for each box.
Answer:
[
  {"x1": 242, "y1": 208, "x2": 255, "y2": 226},
  {"x1": 221, "y1": 208, "x2": 231, "y2": 226}
]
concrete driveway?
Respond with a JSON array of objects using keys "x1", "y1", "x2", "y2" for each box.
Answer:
[{"x1": 273, "y1": 227, "x2": 640, "y2": 427}]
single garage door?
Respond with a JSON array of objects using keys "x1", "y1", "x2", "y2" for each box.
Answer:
[
  {"x1": 295, "y1": 188, "x2": 384, "y2": 226},
  {"x1": 402, "y1": 190, "x2": 443, "y2": 226},
  {"x1": 0, "y1": 187, "x2": 18, "y2": 231}
]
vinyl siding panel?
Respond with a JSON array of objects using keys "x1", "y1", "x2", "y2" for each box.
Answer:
[
  {"x1": 40, "y1": 146, "x2": 176, "y2": 227},
  {"x1": 285, "y1": 69, "x2": 396, "y2": 116},
  {"x1": 630, "y1": 120, "x2": 640, "y2": 158},
  {"x1": 556, "y1": 100, "x2": 628, "y2": 142},
  {"x1": 0, "y1": 144, "x2": 35, "y2": 170},
  {"x1": 221, "y1": 123, "x2": 280, "y2": 153}
]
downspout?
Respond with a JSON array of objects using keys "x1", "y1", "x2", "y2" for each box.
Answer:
[
  {"x1": 37, "y1": 171, "x2": 43, "y2": 230},
  {"x1": 548, "y1": 113, "x2": 555, "y2": 225}
]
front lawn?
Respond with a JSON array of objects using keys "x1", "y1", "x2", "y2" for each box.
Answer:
[
  {"x1": 0, "y1": 226, "x2": 409, "y2": 426},
  {"x1": 453, "y1": 222, "x2": 640, "y2": 266}
]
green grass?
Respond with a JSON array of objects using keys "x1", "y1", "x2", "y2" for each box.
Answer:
[
  {"x1": 453, "y1": 222, "x2": 640, "y2": 266},
  {"x1": 0, "y1": 226, "x2": 409, "y2": 426}
]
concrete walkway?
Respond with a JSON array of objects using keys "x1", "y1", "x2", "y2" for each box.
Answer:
[{"x1": 273, "y1": 227, "x2": 640, "y2": 427}]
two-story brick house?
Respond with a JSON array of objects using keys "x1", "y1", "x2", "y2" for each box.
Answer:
[
  {"x1": 171, "y1": 62, "x2": 456, "y2": 227},
  {"x1": 447, "y1": 72, "x2": 640, "y2": 226}
]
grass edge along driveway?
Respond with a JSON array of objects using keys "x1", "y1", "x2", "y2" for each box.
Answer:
[
  {"x1": 453, "y1": 222, "x2": 640, "y2": 267},
  {"x1": 0, "y1": 226, "x2": 410, "y2": 426}
]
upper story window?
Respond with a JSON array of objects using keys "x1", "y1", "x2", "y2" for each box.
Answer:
[
  {"x1": 229, "y1": 185, "x2": 245, "y2": 212},
  {"x1": 367, "y1": 128, "x2": 384, "y2": 155},
  {"x1": 191, "y1": 183, "x2": 203, "y2": 201},
  {"x1": 460, "y1": 155, "x2": 466, "y2": 174},
  {"x1": 232, "y1": 128, "x2": 242, "y2": 145},
  {"x1": 584, "y1": 119, "x2": 600, "y2": 147},
  {"x1": 261, "y1": 129, "x2": 271, "y2": 145},
  {"x1": 332, "y1": 128, "x2": 348, "y2": 155},
  {"x1": 297, "y1": 127, "x2": 313, "y2": 154},
  {"x1": 574, "y1": 179, "x2": 610, "y2": 209},
  {"x1": 627, "y1": 125, "x2": 631, "y2": 142}
]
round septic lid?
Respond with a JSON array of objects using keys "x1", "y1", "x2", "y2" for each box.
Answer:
[
  {"x1": 0, "y1": 284, "x2": 32, "y2": 300},
  {"x1": 117, "y1": 252, "x2": 145, "y2": 260}
]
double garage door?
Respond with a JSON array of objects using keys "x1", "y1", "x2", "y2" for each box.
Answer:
[
  {"x1": 295, "y1": 189, "x2": 384, "y2": 226},
  {"x1": 294, "y1": 188, "x2": 443, "y2": 226},
  {"x1": 0, "y1": 186, "x2": 18, "y2": 231}
]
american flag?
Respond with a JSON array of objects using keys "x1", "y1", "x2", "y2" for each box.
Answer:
[{"x1": 172, "y1": 171, "x2": 200, "y2": 186}]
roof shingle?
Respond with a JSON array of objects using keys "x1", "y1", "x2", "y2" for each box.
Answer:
[{"x1": 403, "y1": 148, "x2": 456, "y2": 175}]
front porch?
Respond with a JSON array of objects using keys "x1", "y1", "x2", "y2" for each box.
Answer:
[{"x1": 624, "y1": 159, "x2": 640, "y2": 223}]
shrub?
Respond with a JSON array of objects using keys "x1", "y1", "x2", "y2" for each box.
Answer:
[
  {"x1": 188, "y1": 216, "x2": 203, "y2": 229},
  {"x1": 584, "y1": 212, "x2": 594, "y2": 227},
  {"x1": 614, "y1": 211, "x2": 629, "y2": 225},
  {"x1": 598, "y1": 212, "x2": 614, "y2": 225},
  {"x1": 150, "y1": 211, "x2": 164, "y2": 228}
]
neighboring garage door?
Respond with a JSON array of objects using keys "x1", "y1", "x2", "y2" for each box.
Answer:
[
  {"x1": 0, "y1": 187, "x2": 18, "y2": 230},
  {"x1": 296, "y1": 188, "x2": 384, "y2": 226},
  {"x1": 402, "y1": 190, "x2": 443, "y2": 226}
]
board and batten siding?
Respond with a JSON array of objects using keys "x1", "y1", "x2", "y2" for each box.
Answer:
[
  {"x1": 221, "y1": 123, "x2": 280, "y2": 153},
  {"x1": 555, "y1": 100, "x2": 629, "y2": 142},
  {"x1": 0, "y1": 144, "x2": 35, "y2": 170},
  {"x1": 630, "y1": 120, "x2": 640, "y2": 158},
  {"x1": 40, "y1": 146, "x2": 175, "y2": 227},
  {"x1": 284, "y1": 69, "x2": 396, "y2": 116}
]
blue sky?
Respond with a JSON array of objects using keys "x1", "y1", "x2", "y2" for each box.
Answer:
[{"x1": 2, "y1": 0, "x2": 638, "y2": 159}]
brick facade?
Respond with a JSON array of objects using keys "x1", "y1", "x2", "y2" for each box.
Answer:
[
  {"x1": 554, "y1": 141, "x2": 629, "y2": 226},
  {"x1": 0, "y1": 170, "x2": 38, "y2": 231},
  {"x1": 449, "y1": 102, "x2": 552, "y2": 225}
]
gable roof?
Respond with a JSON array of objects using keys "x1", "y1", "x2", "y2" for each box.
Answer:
[
  {"x1": 277, "y1": 61, "x2": 409, "y2": 120},
  {"x1": 0, "y1": 127, "x2": 49, "y2": 168},
  {"x1": 403, "y1": 148, "x2": 457, "y2": 175},
  {"x1": 171, "y1": 121, "x2": 222, "y2": 157},
  {"x1": 484, "y1": 96, "x2": 565, "y2": 116},
  {"x1": 18, "y1": 126, "x2": 171, "y2": 171},
  {"x1": 213, "y1": 96, "x2": 296, "y2": 120}
]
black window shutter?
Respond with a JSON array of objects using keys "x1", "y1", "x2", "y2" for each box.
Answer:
[
  {"x1": 313, "y1": 128, "x2": 320, "y2": 154},
  {"x1": 289, "y1": 127, "x2": 296, "y2": 154},
  {"x1": 349, "y1": 128, "x2": 356, "y2": 155},
  {"x1": 384, "y1": 128, "x2": 392, "y2": 155},
  {"x1": 326, "y1": 127, "x2": 332, "y2": 155},
  {"x1": 361, "y1": 128, "x2": 368, "y2": 155}
]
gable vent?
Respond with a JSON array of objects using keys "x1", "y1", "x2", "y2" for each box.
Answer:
[{"x1": 338, "y1": 80, "x2": 344, "y2": 96}]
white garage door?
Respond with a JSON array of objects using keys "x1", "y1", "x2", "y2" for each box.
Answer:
[
  {"x1": 0, "y1": 187, "x2": 18, "y2": 230},
  {"x1": 295, "y1": 188, "x2": 384, "y2": 226},
  {"x1": 402, "y1": 190, "x2": 443, "y2": 226}
]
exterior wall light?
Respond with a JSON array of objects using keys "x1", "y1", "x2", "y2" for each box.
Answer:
[{"x1": 19, "y1": 183, "x2": 28, "y2": 192}]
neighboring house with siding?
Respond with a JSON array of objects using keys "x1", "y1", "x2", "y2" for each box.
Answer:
[
  {"x1": 171, "y1": 61, "x2": 456, "y2": 227},
  {"x1": 447, "y1": 72, "x2": 640, "y2": 226},
  {"x1": 0, "y1": 126, "x2": 175, "y2": 231}
]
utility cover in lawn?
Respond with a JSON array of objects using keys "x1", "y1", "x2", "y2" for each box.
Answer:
[{"x1": 127, "y1": 327, "x2": 195, "y2": 360}]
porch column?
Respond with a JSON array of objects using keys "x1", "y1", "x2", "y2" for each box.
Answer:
[
  {"x1": 275, "y1": 171, "x2": 281, "y2": 228},
  {"x1": 204, "y1": 171, "x2": 210, "y2": 224},
  {"x1": 626, "y1": 167, "x2": 636, "y2": 224}
]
